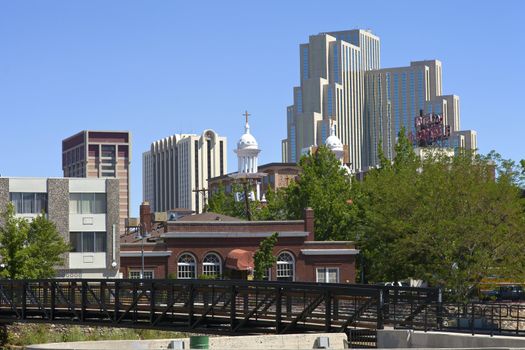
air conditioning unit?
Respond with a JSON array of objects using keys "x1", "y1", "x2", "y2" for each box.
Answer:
[{"x1": 153, "y1": 212, "x2": 168, "y2": 222}]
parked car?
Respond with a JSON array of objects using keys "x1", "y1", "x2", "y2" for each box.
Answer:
[{"x1": 481, "y1": 285, "x2": 525, "y2": 301}]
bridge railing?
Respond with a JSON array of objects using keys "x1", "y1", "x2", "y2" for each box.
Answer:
[{"x1": 0, "y1": 279, "x2": 441, "y2": 334}]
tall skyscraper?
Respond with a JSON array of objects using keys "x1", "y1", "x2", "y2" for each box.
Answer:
[
  {"x1": 282, "y1": 29, "x2": 380, "y2": 171},
  {"x1": 143, "y1": 130, "x2": 227, "y2": 213},
  {"x1": 283, "y1": 29, "x2": 477, "y2": 170},
  {"x1": 62, "y1": 131, "x2": 131, "y2": 235}
]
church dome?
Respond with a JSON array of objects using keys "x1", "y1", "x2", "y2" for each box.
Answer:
[
  {"x1": 325, "y1": 124, "x2": 343, "y2": 152},
  {"x1": 237, "y1": 123, "x2": 259, "y2": 150}
]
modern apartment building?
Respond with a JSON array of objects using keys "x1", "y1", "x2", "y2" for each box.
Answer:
[
  {"x1": 143, "y1": 130, "x2": 227, "y2": 213},
  {"x1": 283, "y1": 29, "x2": 477, "y2": 170},
  {"x1": 62, "y1": 131, "x2": 131, "y2": 235},
  {"x1": 0, "y1": 177, "x2": 120, "y2": 278}
]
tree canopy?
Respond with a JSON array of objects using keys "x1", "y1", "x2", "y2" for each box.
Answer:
[
  {"x1": 354, "y1": 128, "x2": 525, "y2": 298},
  {"x1": 0, "y1": 203, "x2": 70, "y2": 279}
]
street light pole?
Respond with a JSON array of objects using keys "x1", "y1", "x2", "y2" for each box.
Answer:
[{"x1": 141, "y1": 232, "x2": 145, "y2": 280}]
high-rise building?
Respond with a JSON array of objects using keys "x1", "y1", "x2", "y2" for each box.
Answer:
[
  {"x1": 364, "y1": 60, "x2": 464, "y2": 165},
  {"x1": 282, "y1": 29, "x2": 380, "y2": 171},
  {"x1": 143, "y1": 130, "x2": 227, "y2": 213},
  {"x1": 283, "y1": 29, "x2": 477, "y2": 170},
  {"x1": 62, "y1": 131, "x2": 131, "y2": 235}
]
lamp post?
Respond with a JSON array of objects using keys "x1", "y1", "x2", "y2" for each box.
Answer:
[{"x1": 138, "y1": 224, "x2": 150, "y2": 279}]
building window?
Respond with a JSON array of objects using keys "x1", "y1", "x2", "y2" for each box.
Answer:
[
  {"x1": 276, "y1": 252, "x2": 295, "y2": 281},
  {"x1": 129, "y1": 270, "x2": 154, "y2": 279},
  {"x1": 70, "y1": 232, "x2": 107, "y2": 253},
  {"x1": 9, "y1": 193, "x2": 47, "y2": 214},
  {"x1": 316, "y1": 267, "x2": 339, "y2": 283},
  {"x1": 100, "y1": 145, "x2": 116, "y2": 177},
  {"x1": 178, "y1": 253, "x2": 196, "y2": 279},
  {"x1": 202, "y1": 253, "x2": 222, "y2": 277},
  {"x1": 69, "y1": 193, "x2": 106, "y2": 214}
]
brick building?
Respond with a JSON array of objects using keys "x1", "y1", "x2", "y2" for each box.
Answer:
[{"x1": 120, "y1": 202, "x2": 358, "y2": 283}]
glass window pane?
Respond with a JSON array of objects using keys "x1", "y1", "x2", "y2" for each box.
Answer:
[
  {"x1": 22, "y1": 193, "x2": 34, "y2": 213},
  {"x1": 81, "y1": 193, "x2": 93, "y2": 214},
  {"x1": 34, "y1": 193, "x2": 47, "y2": 214},
  {"x1": 10, "y1": 193, "x2": 22, "y2": 213},
  {"x1": 70, "y1": 193, "x2": 81, "y2": 214},
  {"x1": 70, "y1": 232, "x2": 82, "y2": 252},
  {"x1": 327, "y1": 268, "x2": 339, "y2": 283},
  {"x1": 82, "y1": 232, "x2": 95, "y2": 252},
  {"x1": 94, "y1": 193, "x2": 106, "y2": 213},
  {"x1": 316, "y1": 268, "x2": 326, "y2": 283},
  {"x1": 94, "y1": 232, "x2": 106, "y2": 252}
]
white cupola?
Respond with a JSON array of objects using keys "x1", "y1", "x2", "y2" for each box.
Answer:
[
  {"x1": 325, "y1": 123, "x2": 344, "y2": 163},
  {"x1": 234, "y1": 111, "x2": 261, "y2": 174}
]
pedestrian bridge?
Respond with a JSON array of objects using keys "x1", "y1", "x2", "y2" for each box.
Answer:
[{"x1": 0, "y1": 279, "x2": 439, "y2": 335}]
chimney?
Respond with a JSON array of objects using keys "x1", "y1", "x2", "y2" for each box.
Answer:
[
  {"x1": 140, "y1": 201, "x2": 152, "y2": 234},
  {"x1": 304, "y1": 207, "x2": 315, "y2": 241}
]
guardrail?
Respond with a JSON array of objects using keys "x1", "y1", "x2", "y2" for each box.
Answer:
[{"x1": 0, "y1": 279, "x2": 441, "y2": 335}]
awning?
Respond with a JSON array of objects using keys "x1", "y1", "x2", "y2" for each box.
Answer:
[{"x1": 225, "y1": 249, "x2": 254, "y2": 271}]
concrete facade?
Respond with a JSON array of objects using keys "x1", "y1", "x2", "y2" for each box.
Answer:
[
  {"x1": 0, "y1": 177, "x2": 120, "y2": 278},
  {"x1": 144, "y1": 129, "x2": 227, "y2": 214}
]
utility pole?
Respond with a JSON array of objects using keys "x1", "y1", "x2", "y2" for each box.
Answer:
[{"x1": 192, "y1": 187, "x2": 208, "y2": 212}]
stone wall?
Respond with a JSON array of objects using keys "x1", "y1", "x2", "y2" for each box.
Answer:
[
  {"x1": 105, "y1": 178, "x2": 120, "y2": 273},
  {"x1": 47, "y1": 179, "x2": 70, "y2": 268},
  {"x1": 0, "y1": 178, "x2": 9, "y2": 226}
]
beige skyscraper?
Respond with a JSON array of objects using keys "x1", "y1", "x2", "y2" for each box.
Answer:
[
  {"x1": 62, "y1": 131, "x2": 131, "y2": 236},
  {"x1": 283, "y1": 29, "x2": 477, "y2": 170},
  {"x1": 143, "y1": 130, "x2": 227, "y2": 213},
  {"x1": 282, "y1": 29, "x2": 380, "y2": 172}
]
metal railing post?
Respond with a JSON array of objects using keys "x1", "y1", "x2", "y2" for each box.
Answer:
[
  {"x1": 188, "y1": 283, "x2": 195, "y2": 328},
  {"x1": 50, "y1": 281, "x2": 56, "y2": 321},
  {"x1": 377, "y1": 289, "x2": 384, "y2": 330},
  {"x1": 21, "y1": 281, "x2": 27, "y2": 320},
  {"x1": 275, "y1": 286, "x2": 282, "y2": 334},
  {"x1": 325, "y1": 289, "x2": 332, "y2": 332},
  {"x1": 81, "y1": 281, "x2": 87, "y2": 322},
  {"x1": 230, "y1": 284, "x2": 237, "y2": 331},
  {"x1": 436, "y1": 288, "x2": 443, "y2": 330},
  {"x1": 113, "y1": 280, "x2": 120, "y2": 323}
]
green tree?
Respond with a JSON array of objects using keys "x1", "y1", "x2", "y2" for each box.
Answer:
[
  {"x1": 282, "y1": 146, "x2": 356, "y2": 240},
  {"x1": 0, "y1": 203, "x2": 70, "y2": 279},
  {"x1": 253, "y1": 232, "x2": 278, "y2": 280},
  {"x1": 355, "y1": 129, "x2": 525, "y2": 299}
]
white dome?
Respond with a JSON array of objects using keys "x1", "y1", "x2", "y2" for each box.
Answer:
[
  {"x1": 325, "y1": 124, "x2": 343, "y2": 151},
  {"x1": 237, "y1": 123, "x2": 259, "y2": 150},
  {"x1": 325, "y1": 134, "x2": 343, "y2": 151}
]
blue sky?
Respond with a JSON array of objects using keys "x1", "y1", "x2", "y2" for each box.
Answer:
[{"x1": 1, "y1": 1, "x2": 523, "y2": 216}]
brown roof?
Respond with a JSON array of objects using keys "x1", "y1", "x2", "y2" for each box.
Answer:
[{"x1": 176, "y1": 212, "x2": 243, "y2": 222}]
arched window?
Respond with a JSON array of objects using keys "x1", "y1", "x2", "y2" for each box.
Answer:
[
  {"x1": 276, "y1": 251, "x2": 295, "y2": 281},
  {"x1": 202, "y1": 253, "x2": 222, "y2": 277},
  {"x1": 177, "y1": 253, "x2": 196, "y2": 279}
]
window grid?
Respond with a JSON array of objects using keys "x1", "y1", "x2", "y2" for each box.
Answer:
[
  {"x1": 316, "y1": 267, "x2": 339, "y2": 283},
  {"x1": 202, "y1": 253, "x2": 221, "y2": 277},
  {"x1": 276, "y1": 252, "x2": 294, "y2": 281},
  {"x1": 129, "y1": 270, "x2": 154, "y2": 279},
  {"x1": 178, "y1": 253, "x2": 196, "y2": 279},
  {"x1": 10, "y1": 192, "x2": 48, "y2": 214}
]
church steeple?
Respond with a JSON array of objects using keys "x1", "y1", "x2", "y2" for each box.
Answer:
[{"x1": 234, "y1": 110, "x2": 261, "y2": 174}]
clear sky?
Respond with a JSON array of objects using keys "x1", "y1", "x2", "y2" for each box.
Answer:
[{"x1": 1, "y1": 1, "x2": 523, "y2": 216}]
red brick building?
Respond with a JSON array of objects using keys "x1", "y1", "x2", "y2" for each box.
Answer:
[{"x1": 120, "y1": 203, "x2": 358, "y2": 283}]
